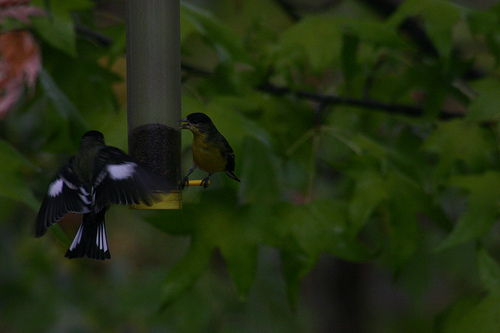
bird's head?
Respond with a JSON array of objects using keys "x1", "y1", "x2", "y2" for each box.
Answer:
[
  {"x1": 80, "y1": 130, "x2": 105, "y2": 146},
  {"x1": 180, "y1": 113, "x2": 214, "y2": 134}
]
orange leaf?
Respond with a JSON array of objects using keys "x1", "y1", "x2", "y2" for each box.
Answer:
[{"x1": 0, "y1": 30, "x2": 41, "y2": 118}]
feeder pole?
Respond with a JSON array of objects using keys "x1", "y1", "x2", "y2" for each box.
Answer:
[{"x1": 126, "y1": 0, "x2": 182, "y2": 209}]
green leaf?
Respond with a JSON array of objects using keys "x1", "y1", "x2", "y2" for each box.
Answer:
[
  {"x1": 346, "y1": 134, "x2": 443, "y2": 268},
  {"x1": 422, "y1": 119, "x2": 495, "y2": 178},
  {"x1": 43, "y1": 49, "x2": 121, "y2": 129},
  {"x1": 438, "y1": 172, "x2": 500, "y2": 251},
  {"x1": 435, "y1": 295, "x2": 483, "y2": 333},
  {"x1": 438, "y1": 295, "x2": 500, "y2": 333},
  {"x1": 467, "y1": 78, "x2": 500, "y2": 122},
  {"x1": 348, "y1": 168, "x2": 389, "y2": 236},
  {"x1": 49, "y1": 224, "x2": 71, "y2": 246},
  {"x1": 269, "y1": 200, "x2": 372, "y2": 306},
  {"x1": 104, "y1": 28, "x2": 127, "y2": 68},
  {"x1": 145, "y1": 209, "x2": 197, "y2": 236},
  {"x1": 180, "y1": 2, "x2": 250, "y2": 63},
  {"x1": 280, "y1": 249, "x2": 316, "y2": 307},
  {"x1": 197, "y1": 198, "x2": 260, "y2": 300},
  {"x1": 160, "y1": 240, "x2": 213, "y2": 311},
  {"x1": 267, "y1": 201, "x2": 372, "y2": 261},
  {"x1": 31, "y1": 0, "x2": 94, "y2": 56},
  {"x1": 238, "y1": 137, "x2": 281, "y2": 204},
  {"x1": 0, "y1": 140, "x2": 39, "y2": 210},
  {"x1": 157, "y1": 189, "x2": 262, "y2": 303},
  {"x1": 477, "y1": 248, "x2": 500, "y2": 294},
  {"x1": 387, "y1": 0, "x2": 465, "y2": 58},
  {"x1": 279, "y1": 15, "x2": 342, "y2": 72},
  {"x1": 336, "y1": 17, "x2": 408, "y2": 49},
  {"x1": 383, "y1": 172, "x2": 422, "y2": 268},
  {"x1": 340, "y1": 34, "x2": 359, "y2": 94},
  {"x1": 467, "y1": 8, "x2": 500, "y2": 64},
  {"x1": 467, "y1": 8, "x2": 499, "y2": 36},
  {"x1": 218, "y1": 226, "x2": 258, "y2": 300},
  {"x1": 180, "y1": 6, "x2": 200, "y2": 43},
  {"x1": 32, "y1": 15, "x2": 77, "y2": 56},
  {"x1": 39, "y1": 69, "x2": 89, "y2": 143}
]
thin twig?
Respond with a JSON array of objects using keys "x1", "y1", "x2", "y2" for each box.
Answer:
[
  {"x1": 73, "y1": 26, "x2": 465, "y2": 120},
  {"x1": 258, "y1": 82, "x2": 463, "y2": 120}
]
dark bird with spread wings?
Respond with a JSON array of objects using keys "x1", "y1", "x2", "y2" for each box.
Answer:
[{"x1": 35, "y1": 130, "x2": 163, "y2": 260}]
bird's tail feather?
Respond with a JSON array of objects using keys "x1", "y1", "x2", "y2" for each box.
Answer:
[
  {"x1": 65, "y1": 209, "x2": 110, "y2": 260},
  {"x1": 225, "y1": 170, "x2": 240, "y2": 182}
]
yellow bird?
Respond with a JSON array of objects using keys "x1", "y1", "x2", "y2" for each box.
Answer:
[{"x1": 180, "y1": 112, "x2": 240, "y2": 188}]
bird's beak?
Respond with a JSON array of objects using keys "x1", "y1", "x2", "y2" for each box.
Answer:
[{"x1": 179, "y1": 118, "x2": 191, "y2": 130}]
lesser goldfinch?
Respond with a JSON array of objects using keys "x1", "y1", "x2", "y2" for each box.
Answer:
[
  {"x1": 180, "y1": 112, "x2": 240, "y2": 188},
  {"x1": 36, "y1": 130, "x2": 163, "y2": 260}
]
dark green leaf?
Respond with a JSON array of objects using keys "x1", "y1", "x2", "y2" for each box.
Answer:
[
  {"x1": 145, "y1": 209, "x2": 197, "y2": 236},
  {"x1": 218, "y1": 230, "x2": 258, "y2": 300},
  {"x1": 180, "y1": 2, "x2": 250, "y2": 63},
  {"x1": 477, "y1": 248, "x2": 500, "y2": 294},
  {"x1": 337, "y1": 17, "x2": 408, "y2": 49},
  {"x1": 0, "y1": 140, "x2": 39, "y2": 210},
  {"x1": 238, "y1": 137, "x2": 280, "y2": 204},
  {"x1": 435, "y1": 295, "x2": 483, "y2": 333},
  {"x1": 160, "y1": 240, "x2": 213, "y2": 311},
  {"x1": 468, "y1": 78, "x2": 500, "y2": 122},
  {"x1": 438, "y1": 295, "x2": 500, "y2": 333},
  {"x1": 438, "y1": 172, "x2": 500, "y2": 250},
  {"x1": 31, "y1": 15, "x2": 77, "y2": 56},
  {"x1": 268, "y1": 200, "x2": 372, "y2": 306},
  {"x1": 31, "y1": 0, "x2": 94, "y2": 56},
  {"x1": 39, "y1": 69, "x2": 89, "y2": 143},
  {"x1": 341, "y1": 34, "x2": 359, "y2": 93},
  {"x1": 280, "y1": 249, "x2": 316, "y2": 307},
  {"x1": 383, "y1": 172, "x2": 422, "y2": 268},
  {"x1": 279, "y1": 15, "x2": 342, "y2": 72},
  {"x1": 422, "y1": 119, "x2": 495, "y2": 178},
  {"x1": 466, "y1": 8, "x2": 500, "y2": 64},
  {"x1": 348, "y1": 168, "x2": 389, "y2": 236},
  {"x1": 387, "y1": 0, "x2": 465, "y2": 58},
  {"x1": 268, "y1": 200, "x2": 372, "y2": 262}
]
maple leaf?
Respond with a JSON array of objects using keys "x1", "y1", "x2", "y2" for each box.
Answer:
[
  {"x1": 0, "y1": 30, "x2": 41, "y2": 118},
  {"x1": 0, "y1": 0, "x2": 45, "y2": 25}
]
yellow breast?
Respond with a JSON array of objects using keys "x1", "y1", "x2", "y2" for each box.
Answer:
[{"x1": 192, "y1": 135, "x2": 226, "y2": 173}]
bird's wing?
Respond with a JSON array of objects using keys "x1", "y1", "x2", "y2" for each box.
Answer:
[
  {"x1": 35, "y1": 158, "x2": 90, "y2": 237},
  {"x1": 220, "y1": 136, "x2": 236, "y2": 172},
  {"x1": 225, "y1": 151, "x2": 236, "y2": 172},
  {"x1": 93, "y1": 146, "x2": 164, "y2": 210}
]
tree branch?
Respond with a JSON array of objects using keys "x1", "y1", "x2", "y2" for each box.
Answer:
[
  {"x1": 74, "y1": 26, "x2": 464, "y2": 120},
  {"x1": 258, "y1": 82, "x2": 462, "y2": 120},
  {"x1": 76, "y1": 25, "x2": 113, "y2": 47}
]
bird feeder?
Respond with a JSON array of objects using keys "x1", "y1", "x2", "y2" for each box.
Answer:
[{"x1": 126, "y1": 0, "x2": 181, "y2": 209}]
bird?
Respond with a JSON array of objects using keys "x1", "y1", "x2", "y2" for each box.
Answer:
[
  {"x1": 35, "y1": 130, "x2": 164, "y2": 260},
  {"x1": 180, "y1": 112, "x2": 240, "y2": 189}
]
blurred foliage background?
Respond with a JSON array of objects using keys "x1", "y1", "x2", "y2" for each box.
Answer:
[{"x1": 1, "y1": 0, "x2": 500, "y2": 331}]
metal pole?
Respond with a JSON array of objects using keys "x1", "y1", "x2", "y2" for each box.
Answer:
[{"x1": 126, "y1": 0, "x2": 182, "y2": 209}]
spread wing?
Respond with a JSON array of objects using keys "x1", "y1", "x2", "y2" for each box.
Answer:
[
  {"x1": 35, "y1": 158, "x2": 90, "y2": 237},
  {"x1": 93, "y1": 146, "x2": 165, "y2": 211}
]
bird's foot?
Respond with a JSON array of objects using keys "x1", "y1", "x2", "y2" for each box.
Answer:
[
  {"x1": 181, "y1": 176, "x2": 190, "y2": 189},
  {"x1": 201, "y1": 177, "x2": 210, "y2": 188}
]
